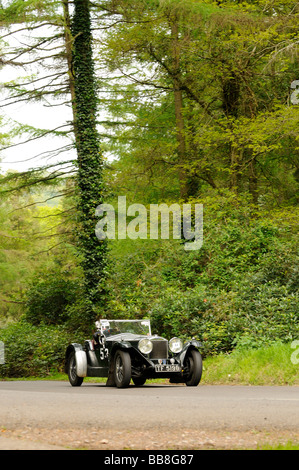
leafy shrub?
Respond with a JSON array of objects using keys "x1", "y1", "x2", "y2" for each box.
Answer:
[
  {"x1": 149, "y1": 287, "x2": 233, "y2": 356},
  {"x1": 0, "y1": 320, "x2": 85, "y2": 378},
  {"x1": 25, "y1": 273, "x2": 81, "y2": 326},
  {"x1": 149, "y1": 280, "x2": 298, "y2": 356},
  {"x1": 229, "y1": 282, "x2": 299, "y2": 345},
  {"x1": 151, "y1": 202, "x2": 298, "y2": 354}
]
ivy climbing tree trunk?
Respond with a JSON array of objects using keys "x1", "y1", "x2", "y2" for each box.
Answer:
[{"x1": 71, "y1": 0, "x2": 107, "y2": 324}]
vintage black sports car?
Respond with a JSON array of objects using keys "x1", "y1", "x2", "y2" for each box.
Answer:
[{"x1": 65, "y1": 319, "x2": 203, "y2": 388}]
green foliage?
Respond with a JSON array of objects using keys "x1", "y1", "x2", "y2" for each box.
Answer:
[
  {"x1": 0, "y1": 179, "x2": 78, "y2": 325},
  {"x1": 0, "y1": 320, "x2": 85, "y2": 378},
  {"x1": 0, "y1": 192, "x2": 298, "y2": 377},
  {"x1": 104, "y1": 194, "x2": 298, "y2": 356},
  {"x1": 25, "y1": 273, "x2": 81, "y2": 325},
  {"x1": 99, "y1": 0, "x2": 299, "y2": 202}
]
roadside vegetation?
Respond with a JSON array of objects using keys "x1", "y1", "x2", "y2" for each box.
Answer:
[
  {"x1": 1, "y1": 342, "x2": 298, "y2": 388},
  {"x1": 0, "y1": 193, "x2": 298, "y2": 381}
]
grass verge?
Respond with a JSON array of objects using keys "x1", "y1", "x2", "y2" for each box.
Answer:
[{"x1": 202, "y1": 341, "x2": 299, "y2": 385}]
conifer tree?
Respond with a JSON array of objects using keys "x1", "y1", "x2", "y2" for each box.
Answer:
[{"x1": 0, "y1": 0, "x2": 107, "y2": 325}]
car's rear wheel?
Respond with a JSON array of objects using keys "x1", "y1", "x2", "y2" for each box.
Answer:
[
  {"x1": 67, "y1": 351, "x2": 84, "y2": 387},
  {"x1": 184, "y1": 349, "x2": 202, "y2": 386},
  {"x1": 114, "y1": 350, "x2": 131, "y2": 388}
]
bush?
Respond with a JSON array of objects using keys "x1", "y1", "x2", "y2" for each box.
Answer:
[
  {"x1": 108, "y1": 199, "x2": 298, "y2": 356},
  {"x1": 0, "y1": 320, "x2": 85, "y2": 378},
  {"x1": 149, "y1": 277, "x2": 298, "y2": 357},
  {"x1": 25, "y1": 273, "x2": 81, "y2": 326}
]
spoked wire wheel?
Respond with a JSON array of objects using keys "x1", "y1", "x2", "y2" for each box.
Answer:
[
  {"x1": 67, "y1": 352, "x2": 83, "y2": 387},
  {"x1": 114, "y1": 350, "x2": 132, "y2": 388}
]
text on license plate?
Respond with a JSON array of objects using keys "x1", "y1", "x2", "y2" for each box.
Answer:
[{"x1": 155, "y1": 364, "x2": 181, "y2": 372}]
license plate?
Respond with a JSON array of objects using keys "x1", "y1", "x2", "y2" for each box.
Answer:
[{"x1": 155, "y1": 364, "x2": 181, "y2": 373}]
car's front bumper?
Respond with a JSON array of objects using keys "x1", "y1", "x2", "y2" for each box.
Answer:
[{"x1": 140, "y1": 358, "x2": 183, "y2": 379}]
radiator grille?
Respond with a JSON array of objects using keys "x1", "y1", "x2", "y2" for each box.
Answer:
[{"x1": 150, "y1": 340, "x2": 168, "y2": 359}]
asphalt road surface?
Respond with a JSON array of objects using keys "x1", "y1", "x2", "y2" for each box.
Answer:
[{"x1": 0, "y1": 381, "x2": 298, "y2": 450}]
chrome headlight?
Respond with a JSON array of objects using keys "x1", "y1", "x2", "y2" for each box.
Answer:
[
  {"x1": 138, "y1": 338, "x2": 153, "y2": 355},
  {"x1": 169, "y1": 337, "x2": 183, "y2": 354}
]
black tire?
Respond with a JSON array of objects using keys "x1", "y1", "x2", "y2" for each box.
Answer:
[
  {"x1": 67, "y1": 351, "x2": 84, "y2": 387},
  {"x1": 184, "y1": 349, "x2": 202, "y2": 387},
  {"x1": 114, "y1": 350, "x2": 132, "y2": 388},
  {"x1": 132, "y1": 376, "x2": 146, "y2": 387}
]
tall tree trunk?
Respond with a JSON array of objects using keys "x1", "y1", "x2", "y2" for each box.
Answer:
[
  {"x1": 171, "y1": 21, "x2": 188, "y2": 200},
  {"x1": 248, "y1": 158, "x2": 258, "y2": 205},
  {"x1": 71, "y1": 0, "x2": 107, "y2": 324},
  {"x1": 230, "y1": 145, "x2": 242, "y2": 192},
  {"x1": 223, "y1": 74, "x2": 242, "y2": 192}
]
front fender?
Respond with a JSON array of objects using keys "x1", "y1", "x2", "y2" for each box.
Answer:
[
  {"x1": 110, "y1": 341, "x2": 131, "y2": 357},
  {"x1": 178, "y1": 339, "x2": 202, "y2": 365}
]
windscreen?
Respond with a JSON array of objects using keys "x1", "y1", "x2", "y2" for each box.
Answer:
[{"x1": 100, "y1": 320, "x2": 151, "y2": 336}]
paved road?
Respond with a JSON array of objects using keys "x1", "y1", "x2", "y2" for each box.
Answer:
[{"x1": 0, "y1": 381, "x2": 298, "y2": 449}]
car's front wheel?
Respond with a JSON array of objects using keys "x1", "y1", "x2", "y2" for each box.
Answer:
[
  {"x1": 184, "y1": 349, "x2": 202, "y2": 386},
  {"x1": 67, "y1": 351, "x2": 84, "y2": 387},
  {"x1": 114, "y1": 350, "x2": 132, "y2": 388}
]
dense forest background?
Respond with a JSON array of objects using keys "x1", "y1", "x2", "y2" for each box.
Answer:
[{"x1": 0, "y1": 0, "x2": 298, "y2": 377}]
